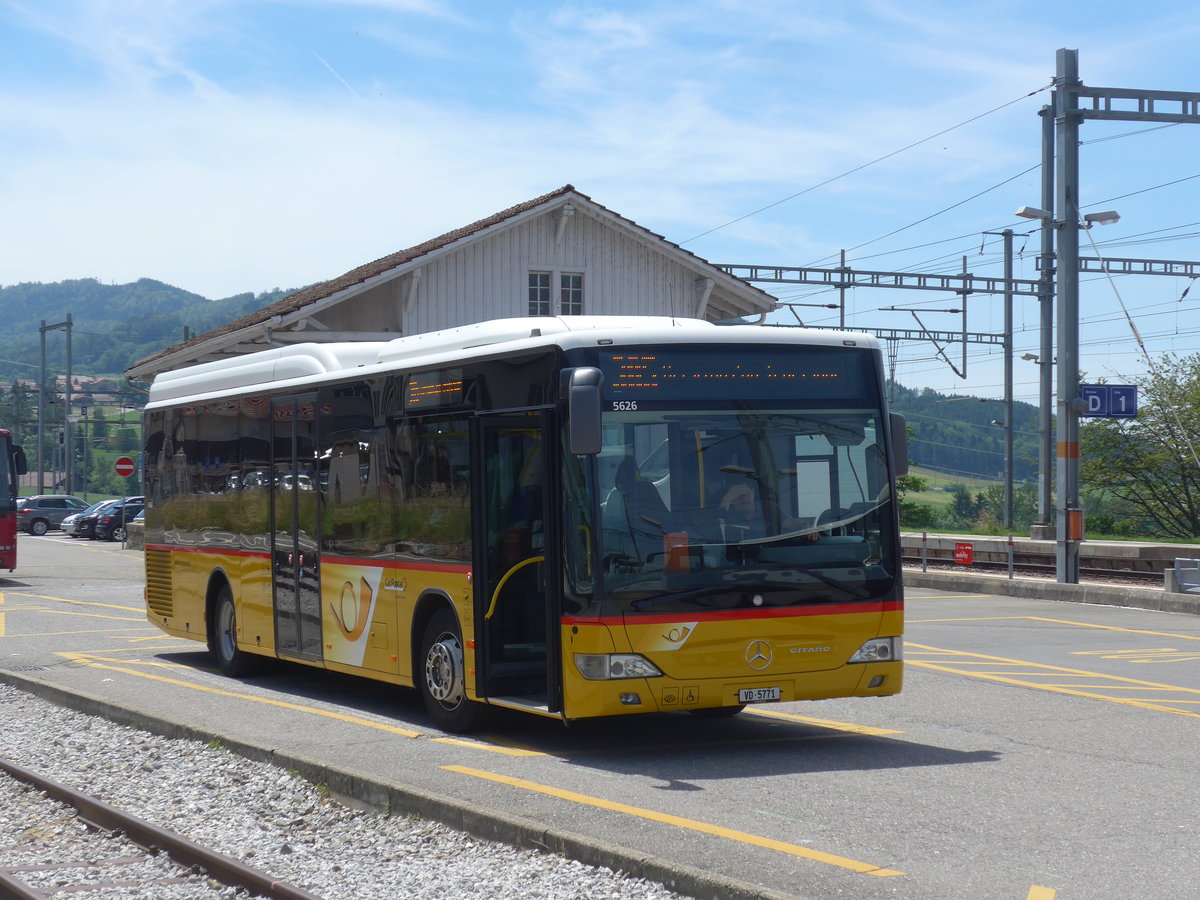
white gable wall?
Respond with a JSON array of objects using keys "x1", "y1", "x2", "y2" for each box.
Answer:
[{"x1": 382, "y1": 206, "x2": 722, "y2": 336}]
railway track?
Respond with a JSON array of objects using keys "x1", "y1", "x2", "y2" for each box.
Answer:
[{"x1": 0, "y1": 757, "x2": 322, "y2": 900}]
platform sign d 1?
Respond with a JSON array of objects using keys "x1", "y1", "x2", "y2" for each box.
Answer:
[{"x1": 1079, "y1": 384, "x2": 1138, "y2": 418}]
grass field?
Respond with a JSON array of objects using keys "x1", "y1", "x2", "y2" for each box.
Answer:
[{"x1": 904, "y1": 466, "x2": 1001, "y2": 508}]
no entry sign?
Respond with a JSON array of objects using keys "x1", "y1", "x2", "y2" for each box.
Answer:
[{"x1": 114, "y1": 456, "x2": 135, "y2": 477}]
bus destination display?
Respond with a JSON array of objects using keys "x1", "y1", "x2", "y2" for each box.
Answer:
[
  {"x1": 600, "y1": 348, "x2": 870, "y2": 407},
  {"x1": 405, "y1": 369, "x2": 465, "y2": 410}
]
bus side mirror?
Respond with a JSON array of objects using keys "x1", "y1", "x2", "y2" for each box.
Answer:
[
  {"x1": 12, "y1": 446, "x2": 27, "y2": 476},
  {"x1": 564, "y1": 367, "x2": 603, "y2": 456},
  {"x1": 889, "y1": 413, "x2": 908, "y2": 477}
]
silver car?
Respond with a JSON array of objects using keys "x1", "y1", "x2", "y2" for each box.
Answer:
[{"x1": 17, "y1": 494, "x2": 88, "y2": 535}]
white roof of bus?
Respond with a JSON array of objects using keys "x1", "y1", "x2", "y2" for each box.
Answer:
[{"x1": 146, "y1": 316, "x2": 880, "y2": 408}]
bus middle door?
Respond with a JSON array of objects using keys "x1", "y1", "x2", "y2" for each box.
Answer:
[
  {"x1": 474, "y1": 413, "x2": 560, "y2": 715},
  {"x1": 270, "y1": 395, "x2": 324, "y2": 662}
]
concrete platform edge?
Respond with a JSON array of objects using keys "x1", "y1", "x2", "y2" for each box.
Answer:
[
  {"x1": 904, "y1": 568, "x2": 1200, "y2": 616},
  {"x1": 0, "y1": 668, "x2": 803, "y2": 900}
]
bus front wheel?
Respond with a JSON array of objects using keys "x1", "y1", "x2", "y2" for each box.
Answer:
[
  {"x1": 419, "y1": 609, "x2": 487, "y2": 733},
  {"x1": 211, "y1": 585, "x2": 259, "y2": 677}
]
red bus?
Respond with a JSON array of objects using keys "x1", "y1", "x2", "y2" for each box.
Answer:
[{"x1": 0, "y1": 429, "x2": 28, "y2": 571}]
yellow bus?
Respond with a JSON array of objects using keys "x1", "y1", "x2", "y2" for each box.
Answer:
[{"x1": 142, "y1": 316, "x2": 905, "y2": 732}]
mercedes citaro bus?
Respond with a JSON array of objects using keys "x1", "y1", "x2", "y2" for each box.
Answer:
[{"x1": 142, "y1": 316, "x2": 905, "y2": 731}]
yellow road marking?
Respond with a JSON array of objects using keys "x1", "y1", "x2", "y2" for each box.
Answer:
[
  {"x1": 1024, "y1": 616, "x2": 1200, "y2": 639},
  {"x1": 744, "y1": 708, "x2": 905, "y2": 735},
  {"x1": 1074, "y1": 647, "x2": 1177, "y2": 654},
  {"x1": 58, "y1": 651, "x2": 422, "y2": 738},
  {"x1": 430, "y1": 712, "x2": 895, "y2": 760},
  {"x1": 4, "y1": 628, "x2": 157, "y2": 637},
  {"x1": 0, "y1": 590, "x2": 5, "y2": 637},
  {"x1": 912, "y1": 613, "x2": 1200, "y2": 641},
  {"x1": 433, "y1": 738, "x2": 547, "y2": 757},
  {"x1": 6, "y1": 592, "x2": 143, "y2": 613},
  {"x1": 61, "y1": 642, "x2": 195, "y2": 652},
  {"x1": 8, "y1": 608, "x2": 145, "y2": 623},
  {"x1": 66, "y1": 655, "x2": 194, "y2": 670},
  {"x1": 908, "y1": 614, "x2": 1028, "y2": 622},
  {"x1": 1072, "y1": 649, "x2": 1200, "y2": 664},
  {"x1": 1027, "y1": 886, "x2": 1056, "y2": 899},
  {"x1": 444, "y1": 765, "x2": 904, "y2": 877},
  {"x1": 907, "y1": 642, "x2": 1200, "y2": 718}
]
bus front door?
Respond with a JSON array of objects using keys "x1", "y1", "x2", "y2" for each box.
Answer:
[
  {"x1": 474, "y1": 415, "x2": 560, "y2": 714},
  {"x1": 270, "y1": 396, "x2": 324, "y2": 662}
]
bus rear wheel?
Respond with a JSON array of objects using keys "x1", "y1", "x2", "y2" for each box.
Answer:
[
  {"x1": 210, "y1": 585, "x2": 259, "y2": 677},
  {"x1": 419, "y1": 609, "x2": 488, "y2": 733}
]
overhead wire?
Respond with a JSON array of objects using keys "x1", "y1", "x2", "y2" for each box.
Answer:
[
  {"x1": 1073, "y1": 220, "x2": 1200, "y2": 464},
  {"x1": 680, "y1": 83, "x2": 1054, "y2": 245},
  {"x1": 699, "y1": 83, "x2": 1200, "y2": 389}
]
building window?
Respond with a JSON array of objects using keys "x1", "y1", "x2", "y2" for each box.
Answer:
[
  {"x1": 528, "y1": 272, "x2": 551, "y2": 316},
  {"x1": 560, "y1": 273, "x2": 584, "y2": 316}
]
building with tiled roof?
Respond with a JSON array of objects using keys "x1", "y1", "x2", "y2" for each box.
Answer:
[{"x1": 126, "y1": 185, "x2": 777, "y2": 381}]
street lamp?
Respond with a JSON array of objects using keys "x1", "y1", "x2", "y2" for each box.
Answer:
[
  {"x1": 1082, "y1": 210, "x2": 1120, "y2": 227},
  {"x1": 1015, "y1": 206, "x2": 1052, "y2": 220},
  {"x1": 1014, "y1": 200, "x2": 1121, "y2": 580},
  {"x1": 1014, "y1": 205, "x2": 1056, "y2": 535}
]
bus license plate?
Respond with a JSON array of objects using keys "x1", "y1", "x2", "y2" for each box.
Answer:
[{"x1": 739, "y1": 687, "x2": 781, "y2": 703}]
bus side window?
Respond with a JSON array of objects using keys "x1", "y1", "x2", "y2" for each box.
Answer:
[{"x1": 397, "y1": 418, "x2": 470, "y2": 562}]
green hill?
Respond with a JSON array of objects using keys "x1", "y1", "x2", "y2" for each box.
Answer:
[
  {"x1": 0, "y1": 278, "x2": 296, "y2": 382},
  {"x1": 887, "y1": 382, "x2": 1040, "y2": 484}
]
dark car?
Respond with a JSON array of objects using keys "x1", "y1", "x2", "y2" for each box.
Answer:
[
  {"x1": 70, "y1": 498, "x2": 121, "y2": 540},
  {"x1": 62, "y1": 499, "x2": 115, "y2": 538},
  {"x1": 94, "y1": 497, "x2": 145, "y2": 541},
  {"x1": 17, "y1": 494, "x2": 88, "y2": 534}
]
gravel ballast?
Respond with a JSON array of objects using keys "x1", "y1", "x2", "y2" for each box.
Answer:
[{"x1": 0, "y1": 683, "x2": 686, "y2": 900}]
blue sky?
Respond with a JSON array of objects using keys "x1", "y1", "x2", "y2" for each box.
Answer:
[{"x1": 3, "y1": 0, "x2": 1199, "y2": 403}]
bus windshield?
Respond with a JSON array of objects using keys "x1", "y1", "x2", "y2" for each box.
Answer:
[{"x1": 591, "y1": 399, "x2": 896, "y2": 614}]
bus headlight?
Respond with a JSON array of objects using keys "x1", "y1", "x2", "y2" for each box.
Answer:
[
  {"x1": 574, "y1": 653, "x2": 663, "y2": 680},
  {"x1": 848, "y1": 637, "x2": 901, "y2": 663}
]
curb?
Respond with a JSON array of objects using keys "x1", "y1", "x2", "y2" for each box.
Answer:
[
  {"x1": 904, "y1": 568, "x2": 1200, "y2": 616},
  {"x1": 0, "y1": 668, "x2": 801, "y2": 900}
]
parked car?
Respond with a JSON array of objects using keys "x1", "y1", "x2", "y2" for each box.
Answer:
[
  {"x1": 17, "y1": 494, "x2": 88, "y2": 535},
  {"x1": 62, "y1": 500, "x2": 116, "y2": 538},
  {"x1": 69, "y1": 499, "x2": 121, "y2": 540},
  {"x1": 94, "y1": 497, "x2": 146, "y2": 542}
]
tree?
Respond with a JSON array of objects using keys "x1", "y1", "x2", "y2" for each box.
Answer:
[
  {"x1": 1080, "y1": 353, "x2": 1200, "y2": 539},
  {"x1": 976, "y1": 483, "x2": 1039, "y2": 532},
  {"x1": 947, "y1": 484, "x2": 980, "y2": 523},
  {"x1": 897, "y1": 473, "x2": 939, "y2": 530}
]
